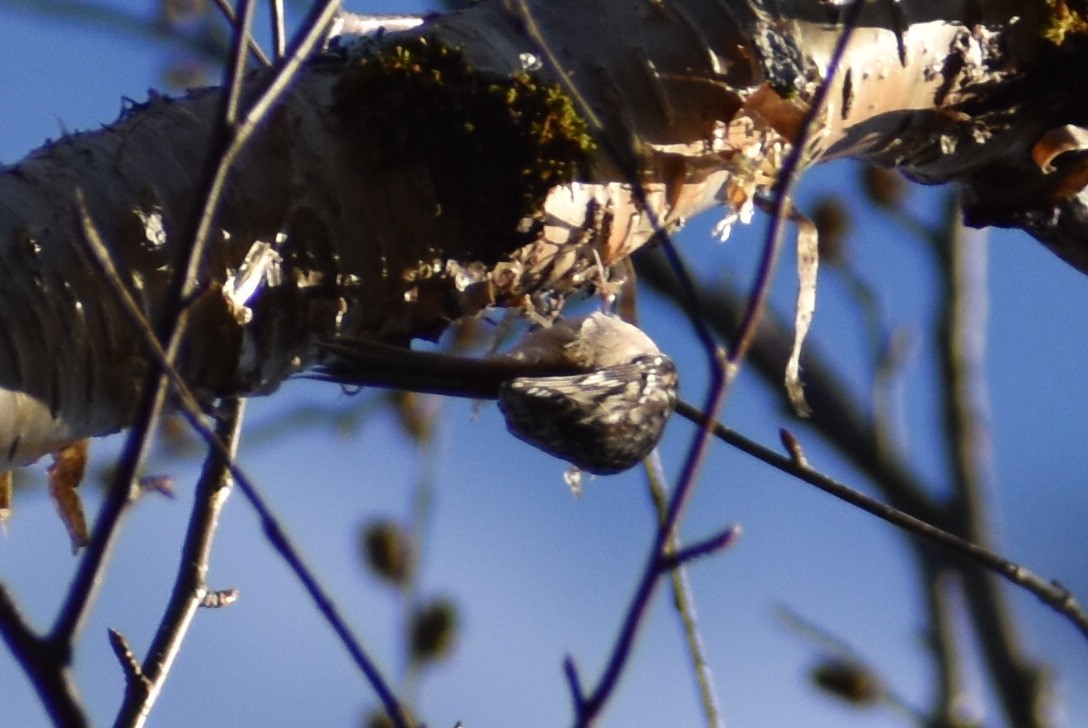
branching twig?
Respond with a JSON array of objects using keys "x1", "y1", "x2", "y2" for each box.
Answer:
[
  {"x1": 107, "y1": 629, "x2": 148, "y2": 693},
  {"x1": 643, "y1": 451, "x2": 726, "y2": 728},
  {"x1": 78, "y1": 185, "x2": 413, "y2": 728},
  {"x1": 71, "y1": 6, "x2": 413, "y2": 726},
  {"x1": 210, "y1": 0, "x2": 272, "y2": 66},
  {"x1": 0, "y1": 580, "x2": 88, "y2": 727},
  {"x1": 568, "y1": 5, "x2": 867, "y2": 724},
  {"x1": 113, "y1": 398, "x2": 246, "y2": 728},
  {"x1": 674, "y1": 402, "x2": 1088, "y2": 640},
  {"x1": 659, "y1": 527, "x2": 740, "y2": 572},
  {"x1": 46, "y1": 0, "x2": 327, "y2": 654}
]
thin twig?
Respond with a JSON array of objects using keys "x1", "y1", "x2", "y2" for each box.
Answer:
[
  {"x1": 569, "y1": 3, "x2": 866, "y2": 722},
  {"x1": 78, "y1": 193, "x2": 412, "y2": 728},
  {"x1": 643, "y1": 451, "x2": 726, "y2": 728},
  {"x1": 674, "y1": 403, "x2": 1088, "y2": 640},
  {"x1": 46, "y1": 0, "x2": 298, "y2": 653},
  {"x1": 222, "y1": 0, "x2": 259, "y2": 126},
  {"x1": 107, "y1": 629, "x2": 148, "y2": 691},
  {"x1": 0, "y1": 581, "x2": 88, "y2": 727},
  {"x1": 113, "y1": 399, "x2": 246, "y2": 728},
  {"x1": 572, "y1": 344, "x2": 726, "y2": 728},
  {"x1": 270, "y1": 0, "x2": 286, "y2": 59},
  {"x1": 74, "y1": 6, "x2": 411, "y2": 722},
  {"x1": 47, "y1": 323, "x2": 172, "y2": 645},
  {"x1": 920, "y1": 568, "x2": 970, "y2": 726},
  {"x1": 210, "y1": 0, "x2": 272, "y2": 66},
  {"x1": 932, "y1": 207, "x2": 1050, "y2": 724},
  {"x1": 513, "y1": 4, "x2": 731, "y2": 721},
  {"x1": 661, "y1": 527, "x2": 740, "y2": 571},
  {"x1": 635, "y1": 247, "x2": 942, "y2": 522},
  {"x1": 570, "y1": 2, "x2": 866, "y2": 722}
]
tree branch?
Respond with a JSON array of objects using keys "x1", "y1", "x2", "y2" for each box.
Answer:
[
  {"x1": 113, "y1": 398, "x2": 246, "y2": 728},
  {"x1": 643, "y1": 451, "x2": 726, "y2": 728},
  {"x1": 0, "y1": 580, "x2": 88, "y2": 727},
  {"x1": 932, "y1": 203, "x2": 1050, "y2": 726},
  {"x1": 675, "y1": 403, "x2": 1088, "y2": 642}
]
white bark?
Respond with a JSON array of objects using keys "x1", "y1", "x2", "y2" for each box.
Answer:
[{"x1": 0, "y1": 0, "x2": 1079, "y2": 469}]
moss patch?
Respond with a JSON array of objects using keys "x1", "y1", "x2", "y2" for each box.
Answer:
[
  {"x1": 332, "y1": 37, "x2": 596, "y2": 261},
  {"x1": 1043, "y1": 0, "x2": 1088, "y2": 45}
]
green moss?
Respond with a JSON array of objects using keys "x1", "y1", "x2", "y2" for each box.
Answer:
[
  {"x1": 1043, "y1": 0, "x2": 1088, "y2": 45},
  {"x1": 332, "y1": 37, "x2": 596, "y2": 261}
]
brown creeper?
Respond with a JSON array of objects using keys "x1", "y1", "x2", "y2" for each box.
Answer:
[
  {"x1": 497, "y1": 353, "x2": 677, "y2": 474},
  {"x1": 314, "y1": 313, "x2": 678, "y2": 474},
  {"x1": 494, "y1": 313, "x2": 677, "y2": 474}
]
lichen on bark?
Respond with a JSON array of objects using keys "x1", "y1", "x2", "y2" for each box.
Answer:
[{"x1": 331, "y1": 36, "x2": 597, "y2": 263}]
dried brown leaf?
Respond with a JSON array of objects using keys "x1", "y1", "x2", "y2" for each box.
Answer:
[
  {"x1": 0, "y1": 470, "x2": 12, "y2": 532},
  {"x1": 48, "y1": 439, "x2": 90, "y2": 553}
]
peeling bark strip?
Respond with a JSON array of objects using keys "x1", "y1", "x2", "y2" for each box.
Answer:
[{"x1": 2, "y1": 0, "x2": 1088, "y2": 470}]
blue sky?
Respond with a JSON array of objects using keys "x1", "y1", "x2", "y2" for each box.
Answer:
[{"x1": 1, "y1": 2, "x2": 1086, "y2": 727}]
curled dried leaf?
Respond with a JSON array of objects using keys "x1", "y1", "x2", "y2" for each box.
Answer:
[
  {"x1": 48, "y1": 440, "x2": 90, "y2": 552},
  {"x1": 1031, "y1": 124, "x2": 1088, "y2": 174}
]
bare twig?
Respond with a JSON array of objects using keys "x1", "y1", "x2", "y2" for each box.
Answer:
[
  {"x1": 932, "y1": 208, "x2": 1050, "y2": 725},
  {"x1": 635, "y1": 247, "x2": 942, "y2": 522},
  {"x1": 674, "y1": 403, "x2": 1088, "y2": 640},
  {"x1": 73, "y1": 6, "x2": 412, "y2": 725},
  {"x1": 47, "y1": 0, "x2": 329, "y2": 652},
  {"x1": 643, "y1": 451, "x2": 726, "y2": 728},
  {"x1": 113, "y1": 398, "x2": 246, "y2": 728},
  {"x1": 513, "y1": 2, "x2": 731, "y2": 720},
  {"x1": 269, "y1": 0, "x2": 286, "y2": 59},
  {"x1": 660, "y1": 527, "x2": 740, "y2": 571},
  {"x1": 210, "y1": 0, "x2": 272, "y2": 66},
  {"x1": 107, "y1": 629, "x2": 148, "y2": 692},
  {"x1": 920, "y1": 569, "x2": 971, "y2": 726},
  {"x1": 569, "y1": 4, "x2": 866, "y2": 724},
  {"x1": 79, "y1": 191, "x2": 413, "y2": 728},
  {"x1": 0, "y1": 580, "x2": 88, "y2": 727}
]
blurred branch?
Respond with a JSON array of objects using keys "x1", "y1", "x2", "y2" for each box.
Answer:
[
  {"x1": 0, "y1": 0, "x2": 235, "y2": 65},
  {"x1": 0, "y1": 580, "x2": 88, "y2": 727},
  {"x1": 931, "y1": 205, "x2": 1050, "y2": 726},
  {"x1": 778, "y1": 605, "x2": 927, "y2": 724},
  {"x1": 644, "y1": 450, "x2": 726, "y2": 728},
  {"x1": 209, "y1": 0, "x2": 271, "y2": 66},
  {"x1": 920, "y1": 569, "x2": 972, "y2": 727}
]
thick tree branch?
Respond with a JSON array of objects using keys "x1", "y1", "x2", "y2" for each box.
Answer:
[{"x1": 7, "y1": 0, "x2": 1088, "y2": 470}]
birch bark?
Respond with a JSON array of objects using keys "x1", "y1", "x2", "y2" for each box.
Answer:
[{"x1": 0, "y1": 0, "x2": 1081, "y2": 469}]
